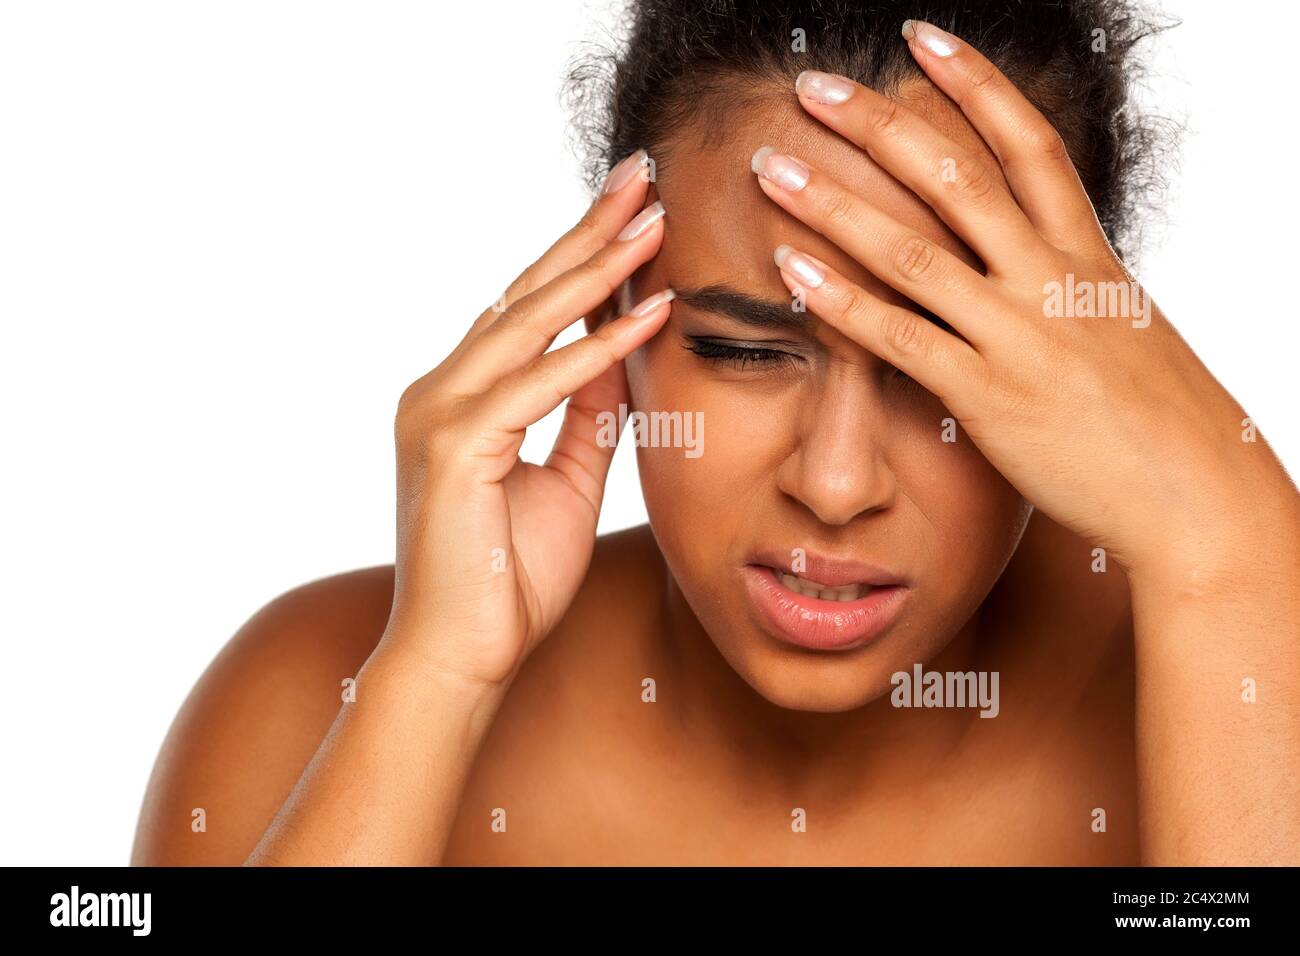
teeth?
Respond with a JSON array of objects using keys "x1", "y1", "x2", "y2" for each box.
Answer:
[{"x1": 778, "y1": 571, "x2": 869, "y2": 602}]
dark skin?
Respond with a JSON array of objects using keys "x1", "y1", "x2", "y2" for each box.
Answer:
[
  {"x1": 135, "y1": 85, "x2": 1143, "y2": 855},
  {"x1": 133, "y1": 23, "x2": 1298, "y2": 866},
  {"x1": 133, "y1": 520, "x2": 1137, "y2": 866},
  {"x1": 623, "y1": 86, "x2": 1034, "y2": 717}
]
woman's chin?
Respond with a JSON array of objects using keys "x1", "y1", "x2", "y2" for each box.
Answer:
[
  {"x1": 745, "y1": 670, "x2": 897, "y2": 713},
  {"x1": 715, "y1": 639, "x2": 907, "y2": 713}
]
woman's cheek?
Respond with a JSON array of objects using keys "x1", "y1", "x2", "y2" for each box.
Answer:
[
  {"x1": 888, "y1": 408, "x2": 1031, "y2": 607},
  {"x1": 625, "y1": 342, "x2": 793, "y2": 566}
]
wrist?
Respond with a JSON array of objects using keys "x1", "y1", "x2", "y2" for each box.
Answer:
[
  {"x1": 1123, "y1": 495, "x2": 1300, "y2": 598},
  {"x1": 1111, "y1": 413, "x2": 1296, "y2": 574},
  {"x1": 362, "y1": 632, "x2": 515, "y2": 720}
]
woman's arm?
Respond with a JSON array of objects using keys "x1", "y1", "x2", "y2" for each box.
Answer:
[
  {"x1": 136, "y1": 154, "x2": 675, "y2": 866},
  {"x1": 251, "y1": 187, "x2": 675, "y2": 862},
  {"x1": 747, "y1": 19, "x2": 1300, "y2": 864},
  {"x1": 129, "y1": 569, "x2": 397, "y2": 866},
  {"x1": 127, "y1": 570, "x2": 512, "y2": 867},
  {"x1": 1127, "y1": 492, "x2": 1300, "y2": 864},
  {"x1": 244, "y1": 638, "x2": 508, "y2": 866}
]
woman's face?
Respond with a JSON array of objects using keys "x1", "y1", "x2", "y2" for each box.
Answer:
[{"x1": 623, "y1": 82, "x2": 1032, "y2": 712}]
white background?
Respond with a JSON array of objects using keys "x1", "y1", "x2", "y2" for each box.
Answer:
[{"x1": 1, "y1": 1, "x2": 1294, "y2": 865}]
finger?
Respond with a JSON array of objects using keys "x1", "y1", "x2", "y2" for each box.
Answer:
[
  {"x1": 448, "y1": 200, "x2": 665, "y2": 394},
  {"x1": 899, "y1": 19, "x2": 1102, "y2": 251},
  {"x1": 459, "y1": 148, "x2": 654, "y2": 348},
  {"x1": 751, "y1": 153, "x2": 1004, "y2": 349},
  {"x1": 473, "y1": 289, "x2": 675, "y2": 461},
  {"x1": 543, "y1": 355, "x2": 630, "y2": 516},
  {"x1": 788, "y1": 75, "x2": 1047, "y2": 272},
  {"x1": 770, "y1": 244, "x2": 980, "y2": 403}
]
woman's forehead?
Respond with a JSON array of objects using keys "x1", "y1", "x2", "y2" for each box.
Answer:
[{"x1": 645, "y1": 80, "x2": 990, "y2": 296}]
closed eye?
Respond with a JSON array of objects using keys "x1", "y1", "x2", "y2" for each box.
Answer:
[
  {"x1": 684, "y1": 337, "x2": 799, "y2": 372},
  {"x1": 685, "y1": 335, "x2": 927, "y2": 392}
]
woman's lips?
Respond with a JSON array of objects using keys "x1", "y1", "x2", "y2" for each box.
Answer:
[{"x1": 741, "y1": 564, "x2": 909, "y2": 651}]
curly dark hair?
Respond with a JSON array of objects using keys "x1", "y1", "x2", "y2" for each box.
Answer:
[{"x1": 563, "y1": 0, "x2": 1179, "y2": 263}]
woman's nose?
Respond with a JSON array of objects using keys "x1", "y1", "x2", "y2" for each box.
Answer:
[{"x1": 774, "y1": 382, "x2": 897, "y2": 526}]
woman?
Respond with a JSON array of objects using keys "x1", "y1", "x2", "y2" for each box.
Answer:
[{"x1": 131, "y1": 1, "x2": 1300, "y2": 865}]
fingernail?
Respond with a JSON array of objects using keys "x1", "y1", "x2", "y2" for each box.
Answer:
[
  {"x1": 617, "y1": 201, "x2": 665, "y2": 241},
  {"x1": 774, "y1": 244, "x2": 824, "y2": 288},
  {"x1": 901, "y1": 20, "x2": 959, "y2": 57},
  {"x1": 750, "y1": 146, "x2": 810, "y2": 191},
  {"x1": 602, "y1": 148, "x2": 649, "y2": 195},
  {"x1": 629, "y1": 288, "x2": 676, "y2": 318},
  {"x1": 795, "y1": 70, "x2": 855, "y2": 105}
]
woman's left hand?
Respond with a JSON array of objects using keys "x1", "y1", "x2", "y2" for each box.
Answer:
[{"x1": 750, "y1": 19, "x2": 1294, "y2": 584}]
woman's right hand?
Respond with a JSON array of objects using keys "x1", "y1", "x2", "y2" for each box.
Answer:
[{"x1": 379, "y1": 151, "x2": 672, "y2": 689}]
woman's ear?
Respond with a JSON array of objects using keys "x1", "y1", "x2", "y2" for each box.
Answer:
[{"x1": 584, "y1": 180, "x2": 661, "y2": 335}]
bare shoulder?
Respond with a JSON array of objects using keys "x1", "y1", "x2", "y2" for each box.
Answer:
[
  {"x1": 441, "y1": 525, "x2": 668, "y2": 863},
  {"x1": 130, "y1": 565, "x2": 395, "y2": 865},
  {"x1": 131, "y1": 527, "x2": 665, "y2": 866},
  {"x1": 547, "y1": 523, "x2": 665, "y2": 651}
]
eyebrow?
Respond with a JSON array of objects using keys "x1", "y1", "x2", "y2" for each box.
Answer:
[
  {"x1": 673, "y1": 283, "x2": 954, "y2": 336},
  {"x1": 672, "y1": 284, "x2": 812, "y2": 334}
]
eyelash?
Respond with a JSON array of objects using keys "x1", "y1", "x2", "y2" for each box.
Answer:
[
  {"x1": 685, "y1": 338, "x2": 797, "y2": 371},
  {"x1": 686, "y1": 337, "x2": 920, "y2": 389}
]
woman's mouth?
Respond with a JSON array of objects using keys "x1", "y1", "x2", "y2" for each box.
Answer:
[
  {"x1": 773, "y1": 570, "x2": 872, "y2": 602},
  {"x1": 740, "y1": 554, "x2": 910, "y2": 651}
]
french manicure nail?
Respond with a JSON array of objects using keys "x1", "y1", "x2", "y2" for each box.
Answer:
[
  {"x1": 602, "y1": 148, "x2": 649, "y2": 195},
  {"x1": 774, "y1": 244, "x2": 824, "y2": 288},
  {"x1": 617, "y1": 201, "x2": 665, "y2": 241},
  {"x1": 629, "y1": 288, "x2": 676, "y2": 318},
  {"x1": 901, "y1": 19, "x2": 960, "y2": 57},
  {"x1": 750, "y1": 146, "x2": 810, "y2": 191},
  {"x1": 795, "y1": 70, "x2": 856, "y2": 105}
]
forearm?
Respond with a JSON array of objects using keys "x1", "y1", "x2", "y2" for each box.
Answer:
[
  {"x1": 1129, "y1": 495, "x2": 1300, "y2": 865},
  {"x1": 244, "y1": 637, "x2": 509, "y2": 866}
]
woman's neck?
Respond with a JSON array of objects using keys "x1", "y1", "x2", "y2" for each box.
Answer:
[{"x1": 652, "y1": 565, "x2": 991, "y2": 795}]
